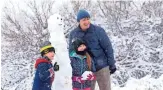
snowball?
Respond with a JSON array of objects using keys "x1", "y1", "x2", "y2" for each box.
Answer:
[{"x1": 81, "y1": 71, "x2": 93, "y2": 80}]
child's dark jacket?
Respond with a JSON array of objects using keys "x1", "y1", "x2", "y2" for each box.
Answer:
[{"x1": 32, "y1": 57, "x2": 54, "y2": 90}]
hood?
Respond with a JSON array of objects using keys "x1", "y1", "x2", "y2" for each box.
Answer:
[{"x1": 35, "y1": 58, "x2": 51, "y2": 69}]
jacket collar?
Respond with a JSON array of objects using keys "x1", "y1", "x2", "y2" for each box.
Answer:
[
  {"x1": 70, "y1": 51, "x2": 86, "y2": 60},
  {"x1": 35, "y1": 57, "x2": 51, "y2": 68}
]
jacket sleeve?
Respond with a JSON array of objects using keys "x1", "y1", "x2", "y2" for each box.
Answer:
[
  {"x1": 97, "y1": 27, "x2": 116, "y2": 66},
  {"x1": 37, "y1": 63, "x2": 51, "y2": 81},
  {"x1": 70, "y1": 57, "x2": 75, "y2": 70},
  {"x1": 70, "y1": 57, "x2": 76, "y2": 76},
  {"x1": 68, "y1": 32, "x2": 73, "y2": 56}
]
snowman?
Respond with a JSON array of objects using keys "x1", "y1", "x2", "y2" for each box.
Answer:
[{"x1": 48, "y1": 14, "x2": 72, "y2": 90}]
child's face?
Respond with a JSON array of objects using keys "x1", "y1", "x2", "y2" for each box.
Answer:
[
  {"x1": 77, "y1": 44, "x2": 86, "y2": 51},
  {"x1": 45, "y1": 51, "x2": 55, "y2": 60}
]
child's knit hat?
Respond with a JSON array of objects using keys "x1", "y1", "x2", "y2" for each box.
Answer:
[{"x1": 77, "y1": 9, "x2": 90, "y2": 22}]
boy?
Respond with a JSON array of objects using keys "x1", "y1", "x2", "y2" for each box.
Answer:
[{"x1": 32, "y1": 41, "x2": 59, "y2": 90}]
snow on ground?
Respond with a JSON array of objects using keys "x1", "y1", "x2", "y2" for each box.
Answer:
[{"x1": 112, "y1": 75, "x2": 163, "y2": 90}]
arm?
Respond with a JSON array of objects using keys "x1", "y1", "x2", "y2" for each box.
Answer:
[
  {"x1": 70, "y1": 57, "x2": 85, "y2": 83},
  {"x1": 98, "y1": 27, "x2": 116, "y2": 66},
  {"x1": 37, "y1": 63, "x2": 52, "y2": 81},
  {"x1": 70, "y1": 57, "x2": 76, "y2": 75},
  {"x1": 68, "y1": 32, "x2": 73, "y2": 55}
]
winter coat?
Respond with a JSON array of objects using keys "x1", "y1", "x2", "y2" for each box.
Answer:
[
  {"x1": 69, "y1": 24, "x2": 116, "y2": 71},
  {"x1": 32, "y1": 57, "x2": 54, "y2": 90},
  {"x1": 70, "y1": 51, "x2": 96, "y2": 89}
]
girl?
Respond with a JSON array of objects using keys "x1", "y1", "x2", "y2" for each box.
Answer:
[
  {"x1": 32, "y1": 41, "x2": 59, "y2": 90},
  {"x1": 70, "y1": 39, "x2": 96, "y2": 90}
]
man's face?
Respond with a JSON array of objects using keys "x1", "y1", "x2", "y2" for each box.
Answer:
[{"x1": 79, "y1": 18, "x2": 90, "y2": 31}]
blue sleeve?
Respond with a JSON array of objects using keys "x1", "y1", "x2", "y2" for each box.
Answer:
[
  {"x1": 70, "y1": 57, "x2": 79, "y2": 76},
  {"x1": 68, "y1": 32, "x2": 73, "y2": 56},
  {"x1": 70, "y1": 57, "x2": 75, "y2": 70},
  {"x1": 98, "y1": 27, "x2": 115, "y2": 66},
  {"x1": 37, "y1": 63, "x2": 51, "y2": 81}
]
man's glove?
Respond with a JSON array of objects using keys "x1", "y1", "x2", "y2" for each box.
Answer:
[
  {"x1": 53, "y1": 62, "x2": 59, "y2": 71},
  {"x1": 72, "y1": 76, "x2": 85, "y2": 83},
  {"x1": 109, "y1": 64, "x2": 116, "y2": 74}
]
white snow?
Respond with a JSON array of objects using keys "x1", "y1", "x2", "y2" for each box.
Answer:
[{"x1": 112, "y1": 75, "x2": 163, "y2": 90}]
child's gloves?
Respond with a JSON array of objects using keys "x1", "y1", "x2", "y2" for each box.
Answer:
[
  {"x1": 72, "y1": 76, "x2": 85, "y2": 83},
  {"x1": 86, "y1": 73, "x2": 96, "y2": 81},
  {"x1": 53, "y1": 62, "x2": 59, "y2": 71}
]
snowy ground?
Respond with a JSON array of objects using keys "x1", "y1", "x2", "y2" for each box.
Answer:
[{"x1": 112, "y1": 75, "x2": 163, "y2": 90}]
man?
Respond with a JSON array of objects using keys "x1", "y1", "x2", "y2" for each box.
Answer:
[{"x1": 69, "y1": 9, "x2": 116, "y2": 90}]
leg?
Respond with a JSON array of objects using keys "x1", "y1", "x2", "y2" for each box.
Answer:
[{"x1": 96, "y1": 66, "x2": 111, "y2": 90}]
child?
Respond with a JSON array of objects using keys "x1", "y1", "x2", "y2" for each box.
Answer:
[
  {"x1": 70, "y1": 39, "x2": 96, "y2": 90},
  {"x1": 32, "y1": 41, "x2": 59, "y2": 90}
]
